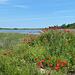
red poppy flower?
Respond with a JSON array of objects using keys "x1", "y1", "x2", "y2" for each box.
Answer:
[
  {"x1": 35, "y1": 34, "x2": 37, "y2": 36},
  {"x1": 68, "y1": 67, "x2": 71, "y2": 69},
  {"x1": 43, "y1": 59, "x2": 46, "y2": 61},
  {"x1": 49, "y1": 64, "x2": 52, "y2": 66},
  {"x1": 55, "y1": 67, "x2": 58, "y2": 70},
  {"x1": 66, "y1": 30, "x2": 70, "y2": 33},
  {"x1": 43, "y1": 37, "x2": 45, "y2": 39},
  {"x1": 24, "y1": 39, "x2": 27, "y2": 41},
  {"x1": 31, "y1": 37, "x2": 33, "y2": 39},
  {"x1": 38, "y1": 31, "x2": 41, "y2": 34},
  {"x1": 57, "y1": 33, "x2": 59, "y2": 35},
  {"x1": 45, "y1": 29, "x2": 48, "y2": 31},
  {"x1": 4, "y1": 53, "x2": 7, "y2": 55},
  {"x1": 11, "y1": 49, "x2": 12, "y2": 50},
  {"x1": 48, "y1": 59, "x2": 51, "y2": 61},
  {"x1": 42, "y1": 59, "x2": 46, "y2": 62},
  {"x1": 49, "y1": 26, "x2": 50, "y2": 29},
  {"x1": 44, "y1": 34, "x2": 45, "y2": 36},
  {"x1": 57, "y1": 60, "x2": 60, "y2": 63},
  {"x1": 24, "y1": 49, "x2": 26, "y2": 50},
  {"x1": 61, "y1": 65, "x2": 64, "y2": 67},
  {"x1": 38, "y1": 62, "x2": 43, "y2": 66},
  {"x1": 50, "y1": 34, "x2": 52, "y2": 36},
  {"x1": 60, "y1": 61, "x2": 63, "y2": 63},
  {"x1": 42, "y1": 29, "x2": 43, "y2": 31},
  {"x1": 53, "y1": 31, "x2": 55, "y2": 32},
  {"x1": 23, "y1": 42, "x2": 25, "y2": 44},
  {"x1": 27, "y1": 42, "x2": 30, "y2": 44},
  {"x1": 68, "y1": 40, "x2": 70, "y2": 42},
  {"x1": 57, "y1": 64, "x2": 60, "y2": 67},
  {"x1": 63, "y1": 29, "x2": 66, "y2": 32},
  {"x1": 34, "y1": 58, "x2": 37, "y2": 60},
  {"x1": 59, "y1": 32, "x2": 62, "y2": 33},
  {"x1": 42, "y1": 60, "x2": 45, "y2": 62},
  {"x1": 63, "y1": 62, "x2": 67, "y2": 65},
  {"x1": 65, "y1": 41, "x2": 67, "y2": 43},
  {"x1": 57, "y1": 29, "x2": 59, "y2": 30},
  {"x1": 52, "y1": 27, "x2": 54, "y2": 29},
  {"x1": 25, "y1": 60, "x2": 27, "y2": 62}
]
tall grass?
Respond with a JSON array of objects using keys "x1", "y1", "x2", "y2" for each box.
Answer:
[{"x1": 0, "y1": 28, "x2": 75, "y2": 75}]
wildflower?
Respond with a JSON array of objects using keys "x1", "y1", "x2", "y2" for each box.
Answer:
[
  {"x1": 59, "y1": 32, "x2": 62, "y2": 33},
  {"x1": 63, "y1": 62, "x2": 67, "y2": 65},
  {"x1": 24, "y1": 49, "x2": 26, "y2": 50},
  {"x1": 38, "y1": 62, "x2": 43, "y2": 66},
  {"x1": 35, "y1": 34, "x2": 37, "y2": 36},
  {"x1": 60, "y1": 61, "x2": 63, "y2": 63},
  {"x1": 57, "y1": 64, "x2": 60, "y2": 67},
  {"x1": 27, "y1": 42, "x2": 30, "y2": 44},
  {"x1": 42, "y1": 60, "x2": 45, "y2": 62},
  {"x1": 38, "y1": 31, "x2": 41, "y2": 34},
  {"x1": 68, "y1": 67, "x2": 71, "y2": 69},
  {"x1": 45, "y1": 29, "x2": 48, "y2": 31},
  {"x1": 50, "y1": 34, "x2": 52, "y2": 35},
  {"x1": 66, "y1": 30, "x2": 70, "y2": 33},
  {"x1": 34, "y1": 58, "x2": 37, "y2": 60},
  {"x1": 25, "y1": 60, "x2": 27, "y2": 62},
  {"x1": 48, "y1": 59, "x2": 51, "y2": 61},
  {"x1": 53, "y1": 31, "x2": 55, "y2": 32},
  {"x1": 23, "y1": 42, "x2": 25, "y2": 44},
  {"x1": 61, "y1": 65, "x2": 64, "y2": 67},
  {"x1": 31, "y1": 37, "x2": 33, "y2": 39},
  {"x1": 24, "y1": 39, "x2": 27, "y2": 41},
  {"x1": 57, "y1": 33, "x2": 59, "y2": 35},
  {"x1": 52, "y1": 27, "x2": 54, "y2": 29},
  {"x1": 42, "y1": 59, "x2": 46, "y2": 62},
  {"x1": 42, "y1": 29, "x2": 43, "y2": 31},
  {"x1": 57, "y1": 60, "x2": 60, "y2": 63},
  {"x1": 65, "y1": 41, "x2": 67, "y2": 43},
  {"x1": 11, "y1": 49, "x2": 12, "y2": 50},
  {"x1": 4, "y1": 53, "x2": 7, "y2": 55},
  {"x1": 68, "y1": 40, "x2": 70, "y2": 42},
  {"x1": 57, "y1": 29, "x2": 59, "y2": 30},
  {"x1": 49, "y1": 64, "x2": 52, "y2": 66},
  {"x1": 63, "y1": 29, "x2": 66, "y2": 32},
  {"x1": 43, "y1": 59, "x2": 46, "y2": 61},
  {"x1": 44, "y1": 34, "x2": 45, "y2": 36},
  {"x1": 44, "y1": 37, "x2": 46, "y2": 39},
  {"x1": 29, "y1": 34, "x2": 32, "y2": 37},
  {"x1": 49, "y1": 26, "x2": 50, "y2": 29},
  {"x1": 55, "y1": 67, "x2": 58, "y2": 70}
]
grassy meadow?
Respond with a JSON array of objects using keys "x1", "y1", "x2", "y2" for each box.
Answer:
[{"x1": 0, "y1": 28, "x2": 75, "y2": 75}]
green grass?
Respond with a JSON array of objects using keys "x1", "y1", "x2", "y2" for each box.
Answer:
[{"x1": 0, "y1": 29, "x2": 75, "y2": 75}]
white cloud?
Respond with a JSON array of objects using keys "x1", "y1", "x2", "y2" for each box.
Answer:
[
  {"x1": 54, "y1": 10, "x2": 75, "y2": 13},
  {"x1": 13, "y1": 5, "x2": 28, "y2": 8},
  {"x1": 0, "y1": 0, "x2": 8, "y2": 4},
  {"x1": 23, "y1": 18, "x2": 48, "y2": 20}
]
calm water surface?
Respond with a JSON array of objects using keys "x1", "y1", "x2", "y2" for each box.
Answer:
[{"x1": 0, "y1": 30, "x2": 43, "y2": 34}]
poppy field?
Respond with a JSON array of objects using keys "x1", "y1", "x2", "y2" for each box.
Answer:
[{"x1": 0, "y1": 27, "x2": 75, "y2": 75}]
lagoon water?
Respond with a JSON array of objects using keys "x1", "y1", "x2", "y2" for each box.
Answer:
[{"x1": 0, "y1": 30, "x2": 43, "y2": 34}]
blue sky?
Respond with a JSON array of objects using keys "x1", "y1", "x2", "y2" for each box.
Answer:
[{"x1": 0, "y1": 0, "x2": 75, "y2": 28}]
